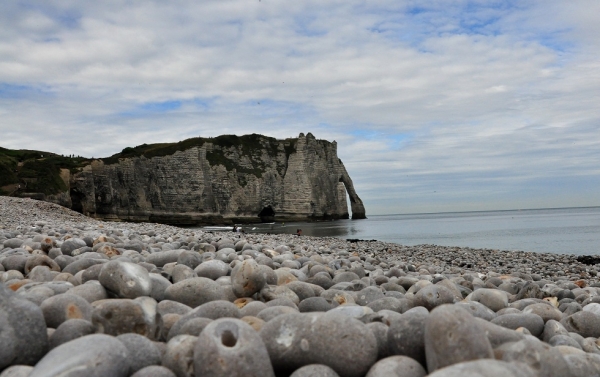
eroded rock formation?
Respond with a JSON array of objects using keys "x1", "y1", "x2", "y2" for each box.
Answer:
[{"x1": 69, "y1": 133, "x2": 366, "y2": 225}]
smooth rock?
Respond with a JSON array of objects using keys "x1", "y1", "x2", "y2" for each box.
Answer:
[
  {"x1": 426, "y1": 359, "x2": 535, "y2": 377},
  {"x1": 49, "y1": 319, "x2": 95, "y2": 349},
  {"x1": 466, "y1": 288, "x2": 508, "y2": 312},
  {"x1": 388, "y1": 308, "x2": 428, "y2": 365},
  {"x1": 231, "y1": 259, "x2": 267, "y2": 298},
  {"x1": 29, "y1": 334, "x2": 130, "y2": 377},
  {"x1": 98, "y1": 260, "x2": 152, "y2": 299},
  {"x1": 194, "y1": 318, "x2": 275, "y2": 377},
  {"x1": 0, "y1": 284, "x2": 48, "y2": 369},
  {"x1": 424, "y1": 304, "x2": 493, "y2": 373},
  {"x1": 92, "y1": 298, "x2": 158, "y2": 339},
  {"x1": 365, "y1": 355, "x2": 427, "y2": 377},
  {"x1": 490, "y1": 313, "x2": 545, "y2": 337},
  {"x1": 164, "y1": 277, "x2": 224, "y2": 308},
  {"x1": 289, "y1": 364, "x2": 340, "y2": 377},
  {"x1": 117, "y1": 333, "x2": 162, "y2": 373},
  {"x1": 40, "y1": 293, "x2": 93, "y2": 328},
  {"x1": 162, "y1": 335, "x2": 196, "y2": 377},
  {"x1": 260, "y1": 312, "x2": 378, "y2": 377},
  {"x1": 130, "y1": 366, "x2": 177, "y2": 377}
]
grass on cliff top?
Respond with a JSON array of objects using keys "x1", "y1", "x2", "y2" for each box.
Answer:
[
  {"x1": 0, "y1": 133, "x2": 306, "y2": 195},
  {"x1": 101, "y1": 134, "x2": 297, "y2": 164},
  {"x1": 0, "y1": 147, "x2": 90, "y2": 195}
]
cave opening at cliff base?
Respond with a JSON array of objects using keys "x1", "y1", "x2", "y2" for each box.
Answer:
[{"x1": 258, "y1": 205, "x2": 275, "y2": 222}]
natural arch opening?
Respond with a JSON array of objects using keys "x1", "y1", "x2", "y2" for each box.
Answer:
[{"x1": 258, "y1": 205, "x2": 275, "y2": 222}]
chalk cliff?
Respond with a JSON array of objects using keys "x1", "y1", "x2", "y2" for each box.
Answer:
[{"x1": 69, "y1": 133, "x2": 366, "y2": 225}]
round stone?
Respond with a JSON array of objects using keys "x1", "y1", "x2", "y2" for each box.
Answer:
[
  {"x1": 424, "y1": 304, "x2": 494, "y2": 373},
  {"x1": 67, "y1": 280, "x2": 108, "y2": 303},
  {"x1": 60, "y1": 238, "x2": 88, "y2": 256},
  {"x1": 29, "y1": 334, "x2": 130, "y2": 377},
  {"x1": 0, "y1": 284, "x2": 48, "y2": 369},
  {"x1": 162, "y1": 335, "x2": 197, "y2": 377},
  {"x1": 24, "y1": 255, "x2": 61, "y2": 275},
  {"x1": 164, "y1": 277, "x2": 225, "y2": 308},
  {"x1": 491, "y1": 313, "x2": 545, "y2": 336},
  {"x1": 131, "y1": 366, "x2": 177, "y2": 377},
  {"x1": 117, "y1": 333, "x2": 162, "y2": 373},
  {"x1": 387, "y1": 307, "x2": 429, "y2": 365},
  {"x1": 466, "y1": 288, "x2": 508, "y2": 312},
  {"x1": 40, "y1": 293, "x2": 93, "y2": 328},
  {"x1": 194, "y1": 259, "x2": 231, "y2": 280},
  {"x1": 426, "y1": 359, "x2": 536, "y2": 377},
  {"x1": 413, "y1": 285, "x2": 458, "y2": 310},
  {"x1": 365, "y1": 355, "x2": 427, "y2": 377},
  {"x1": 170, "y1": 264, "x2": 196, "y2": 284},
  {"x1": 561, "y1": 311, "x2": 600, "y2": 338},
  {"x1": 290, "y1": 364, "x2": 340, "y2": 377},
  {"x1": 92, "y1": 298, "x2": 158, "y2": 339},
  {"x1": 49, "y1": 319, "x2": 95, "y2": 349},
  {"x1": 259, "y1": 312, "x2": 378, "y2": 377},
  {"x1": 298, "y1": 297, "x2": 333, "y2": 313},
  {"x1": 194, "y1": 318, "x2": 276, "y2": 377},
  {"x1": 98, "y1": 260, "x2": 153, "y2": 299},
  {"x1": 0, "y1": 365, "x2": 34, "y2": 377},
  {"x1": 177, "y1": 250, "x2": 203, "y2": 269},
  {"x1": 231, "y1": 259, "x2": 267, "y2": 298}
]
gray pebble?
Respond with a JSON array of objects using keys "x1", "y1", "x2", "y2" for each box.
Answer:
[
  {"x1": 98, "y1": 260, "x2": 153, "y2": 299},
  {"x1": 162, "y1": 335, "x2": 196, "y2": 377},
  {"x1": 289, "y1": 364, "x2": 340, "y2": 377},
  {"x1": 260, "y1": 312, "x2": 378, "y2": 377},
  {"x1": 424, "y1": 304, "x2": 493, "y2": 373},
  {"x1": 40, "y1": 293, "x2": 93, "y2": 328},
  {"x1": 365, "y1": 355, "x2": 427, "y2": 377},
  {"x1": 0, "y1": 365, "x2": 34, "y2": 377},
  {"x1": 130, "y1": 366, "x2": 177, "y2": 377},
  {"x1": 194, "y1": 318, "x2": 275, "y2": 377},
  {"x1": 49, "y1": 319, "x2": 95, "y2": 349},
  {"x1": 490, "y1": 313, "x2": 545, "y2": 336},
  {"x1": 117, "y1": 333, "x2": 162, "y2": 373},
  {"x1": 164, "y1": 277, "x2": 225, "y2": 308},
  {"x1": 29, "y1": 334, "x2": 130, "y2": 377},
  {"x1": 0, "y1": 284, "x2": 48, "y2": 369},
  {"x1": 426, "y1": 359, "x2": 535, "y2": 377}
]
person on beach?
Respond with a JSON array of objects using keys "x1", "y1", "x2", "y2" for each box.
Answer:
[
  {"x1": 296, "y1": 229, "x2": 302, "y2": 236},
  {"x1": 232, "y1": 225, "x2": 237, "y2": 232}
]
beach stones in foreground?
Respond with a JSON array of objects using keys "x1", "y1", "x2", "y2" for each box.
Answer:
[
  {"x1": 194, "y1": 318, "x2": 275, "y2": 376},
  {"x1": 29, "y1": 334, "x2": 130, "y2": 377},
  {"x1": 424, "y1": 304, "x2": 493, "y2": 373},
  {"x1": 0, "y1": 284, "x2": 48, "y2": 369},
  {"x1": 260, "y1": 311, "x2": 378, "y2": 377},
  {"x1": 98, "y1": 260, "x2": 153, "y2": 299}
]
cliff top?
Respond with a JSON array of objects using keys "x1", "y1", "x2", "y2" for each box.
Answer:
[{"x1": 0, "y1": 132, "x2": 329, "y2": 196}]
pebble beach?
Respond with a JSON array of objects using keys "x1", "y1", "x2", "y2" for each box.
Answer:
[{"x1": 3, "y1": 196, "x2": 600, "y2": 376}]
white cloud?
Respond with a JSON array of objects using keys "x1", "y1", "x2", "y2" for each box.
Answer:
[{"x1": 1, "y1": 1, "x2": 599, "y2": 214}]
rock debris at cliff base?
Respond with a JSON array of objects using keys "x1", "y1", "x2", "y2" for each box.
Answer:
[{"x1": 2, "y1": 196, "x2": 600, "y2": 376}]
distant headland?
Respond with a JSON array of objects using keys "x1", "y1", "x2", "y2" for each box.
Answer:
[{"x1": 0, "y1": 133, "x2": 366, "y2": 225}]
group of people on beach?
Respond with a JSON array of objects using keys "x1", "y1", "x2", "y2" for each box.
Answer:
[{"x1": 232, "y1": 224, "x2": 302, "y2": 236}]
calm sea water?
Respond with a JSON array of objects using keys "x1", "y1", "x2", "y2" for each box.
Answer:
[{"x1": 211, "y1": 207, "x2": 600, "y2": 256}]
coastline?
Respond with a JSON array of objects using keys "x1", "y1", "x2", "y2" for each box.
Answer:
[{"x1": 2, "y1": 196, "x2": 600, "y2": 375}]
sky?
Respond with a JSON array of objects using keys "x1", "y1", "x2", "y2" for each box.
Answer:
[{"x1": 1, "y1": 1, "x2": 599, "y2": 215}]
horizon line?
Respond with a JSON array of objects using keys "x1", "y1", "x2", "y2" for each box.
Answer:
[{"x1": 368, "y1": 205, "x2": 600, "y2": 217}]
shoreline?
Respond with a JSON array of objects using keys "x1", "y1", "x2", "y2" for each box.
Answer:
[{"x1": 3, "y1": 195, "x2": 600, "y2": 375}]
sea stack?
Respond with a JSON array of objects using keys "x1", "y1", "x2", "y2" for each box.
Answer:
[{"x1": 1, "y1": 133, "x2": 366, "y2": 225}]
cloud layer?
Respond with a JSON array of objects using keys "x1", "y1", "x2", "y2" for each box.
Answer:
[{"x1": 1, "y1": 1, "x2": 599, "y2": 214}]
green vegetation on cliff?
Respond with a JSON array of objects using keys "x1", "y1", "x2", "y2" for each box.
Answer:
[
  {"x1": 0, "y1": 147, "x2": 89, "y2": 196},
  {"x1": 0, "y1": 133, "x2": 299, "y2": 196}
]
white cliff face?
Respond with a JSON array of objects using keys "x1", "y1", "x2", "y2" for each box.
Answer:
[{"x1": 70, "y1": 133, "x2": 366, "y2": 225}]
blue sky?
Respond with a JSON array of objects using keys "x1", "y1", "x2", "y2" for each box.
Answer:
[{"x1": 1, "y1": 1, "x2": 599, "y2": 215}]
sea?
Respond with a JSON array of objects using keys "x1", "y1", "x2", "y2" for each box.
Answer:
[{"x1": 201, "y1": 207, "x2": 600, "y2": 256}]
